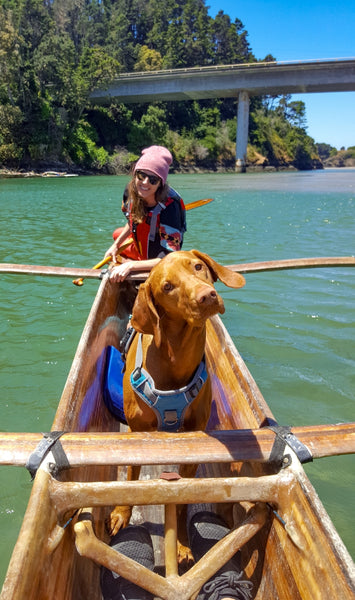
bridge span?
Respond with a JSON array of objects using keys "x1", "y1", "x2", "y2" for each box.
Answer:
[{"x1": 91, "y1": 59, "x2": 355, "y2": 171}]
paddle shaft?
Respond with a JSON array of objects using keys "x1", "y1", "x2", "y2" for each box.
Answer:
[
  {"x1": 72, "y1": 238, "x2": 134, "y2": 285},
  {"x1": 1, "y1": 423, "x2": 354, "y2": 467},
  {"x1": 1, "y1": 256, "x2": 354, "y2": 281},
  {"x1": 225, "y1": 256, "x2": 355, "y2": 273}
]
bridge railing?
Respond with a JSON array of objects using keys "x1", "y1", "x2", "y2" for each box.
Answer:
[{"x1": 114, "y1": 57, "x2": 355, "y2": 80}]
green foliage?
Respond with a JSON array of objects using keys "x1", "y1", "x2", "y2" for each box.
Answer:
[
  {"x1": 0, "y1": 103, "x2": 23, "y2": 163},
  {"x1": 316, "y1": 143, "x2": 337, "y2": 160},
  {"x1": 107, "y1": 148, "x2": 139, "y2": 174},
  {"x1": 249, "y1": 97, "x2": 320, "y2": 169},
  {"x1": 0, "y1": 6, "x2": 22, "y2": 103},
  {"x1": 127, "y1": 105, "x2": 168, "y2": 151},
  {"x1": 0, "y1": 141, "x2": 22, "y2": 162},
  {"x1": 134, "y1": 45, "x2": 163, "y2": 72},
  {"x1": 63, "y1": 119, "x2": 108, "y2": 168},
  {"x1": 345, "y1": 146, "x2": 355, "y2": 158},
  {"x1": 0, "y1": 0, "x2": 333, "y2": 171}
]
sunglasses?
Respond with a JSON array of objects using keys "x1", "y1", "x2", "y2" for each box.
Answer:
[{"x1": 136, "y1": 170, "x2": 161, "y2": 185}]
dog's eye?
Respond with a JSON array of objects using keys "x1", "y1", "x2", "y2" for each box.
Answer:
[
  {"x1": 194, "y1": 263, "x2": 203, "y2": 271},
  {"x1": 163, "y1": 281, "x2": 173, "y2": 292}
]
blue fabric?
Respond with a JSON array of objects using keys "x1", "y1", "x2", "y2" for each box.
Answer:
[
  {"x1": 130, "y1": 358, "x2": 208, "y2": 432},
  {"x1": 103, "y1": 345, "x2": 127, "y2": 424}
]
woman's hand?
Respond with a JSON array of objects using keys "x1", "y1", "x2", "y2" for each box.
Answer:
[
  {"x1": 104, "y1": 223, "x2": 130, "y2": 262},
  {"x1": 109, "y1": 261, "x2": 135, "y2": 282},
  {"x1": 104, "y1": 242, "x2": 118, "y2": 262}
]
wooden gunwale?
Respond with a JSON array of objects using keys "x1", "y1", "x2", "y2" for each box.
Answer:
[{"x1": 1, "y1": 274, "x2": 355, "y2": 600}]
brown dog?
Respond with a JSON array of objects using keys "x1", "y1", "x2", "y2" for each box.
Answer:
[{"x1": 107, "y1": 250, "x2": 245, "y2": 560}]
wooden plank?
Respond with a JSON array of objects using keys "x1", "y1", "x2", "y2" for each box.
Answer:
[
  {"x1": 2, "y1": 255, "x2": 353, "y2": 281},
  {"x1": 225, "y1": 256, "x2": 355, "y2": 273},
  {"x1": 1, "y1": 423, "x2": 353, "y2": 467},
  {"x1": 50, "y1": 471, "x2": 290, "y2": 515},
  {"x1": 0, "y1": 263, "x2": 148, "y2": 281}
]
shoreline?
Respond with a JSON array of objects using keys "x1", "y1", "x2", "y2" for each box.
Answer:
[
  {"x1": 1, "y1": 162, "x2": 354, "y2": 179},
  {"x1": 0, "y1": 164, "x2": 309, "y2": 178}
]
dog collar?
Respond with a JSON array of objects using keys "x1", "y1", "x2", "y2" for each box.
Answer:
[{"x1": 130, "y1": 334, "x2": 208, "y2": 432}]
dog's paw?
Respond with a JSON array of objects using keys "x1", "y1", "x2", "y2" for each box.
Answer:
[
  {"x1": 177, "y1": 540, "x2": 194, "y2": 570},
  {"x1": 105, "y1": 505, "x2": 132, "y2": 536}
]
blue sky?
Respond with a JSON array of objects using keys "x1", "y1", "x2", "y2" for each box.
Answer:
[{"x1": 207, "y1": 0, "x2": 355, "y2": 149}]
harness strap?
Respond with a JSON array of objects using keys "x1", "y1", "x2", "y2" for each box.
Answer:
[
  {"x1": 148, "y1": 202, "x2": 166, "y2": 241},
  {"x1": 119, "y1": 325, "x2": 137, "y2": 364},
  {"x1": 131, "y1": 334, "x2": 208, "y2": 432}
]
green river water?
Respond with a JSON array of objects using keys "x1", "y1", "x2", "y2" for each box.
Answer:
[{"x1": 0, "y1": 169, "x2": 354, "y2": 584}]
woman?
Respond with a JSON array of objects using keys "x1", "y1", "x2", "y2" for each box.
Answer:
[{"x1": 106, "y1": 145, "x2": 186, "y2": 282}]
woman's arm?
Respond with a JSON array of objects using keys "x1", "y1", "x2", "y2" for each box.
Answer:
[{"x1": 108, "y1": 257, "x2": 161, "y2": 282}]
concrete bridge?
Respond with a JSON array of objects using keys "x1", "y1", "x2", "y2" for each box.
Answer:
[{"x1": 91, "y1": 58, "x2": 355, "y2": 171}]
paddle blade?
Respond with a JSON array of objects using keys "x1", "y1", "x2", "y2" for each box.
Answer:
[{"x1": 185, "y1": 198, "x2": 213, "y2": 211}]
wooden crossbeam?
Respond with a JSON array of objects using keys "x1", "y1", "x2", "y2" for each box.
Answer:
[
  {"x1": 1, "y1": 423, "x2": 354, "y2": 467},
  {"x1": 50, "y1": 470, "x2": 293, "y2": 515}
]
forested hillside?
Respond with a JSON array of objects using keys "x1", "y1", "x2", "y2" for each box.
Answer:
[{"x1": 0, "y1": 0, "x2": 327, "y2": 172}]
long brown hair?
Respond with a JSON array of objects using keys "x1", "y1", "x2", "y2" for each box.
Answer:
[{"x1": 128, "y1": 176, "x2": 169, "y2": 223}]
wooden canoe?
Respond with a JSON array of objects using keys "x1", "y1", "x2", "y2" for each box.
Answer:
[{"x1": 1, "y1": 273, "x2": 354, "y2": 599}]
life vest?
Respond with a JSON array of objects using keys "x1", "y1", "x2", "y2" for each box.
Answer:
[
  {"x1": 111, "y1": 202, "x2": 167, "y2": 260},
  {"x1": 112, "y1": 191, "x2": 185, "y2": 260},
  {"x1": 128, "y1": 200, "x2": 167, "y2": 260}
]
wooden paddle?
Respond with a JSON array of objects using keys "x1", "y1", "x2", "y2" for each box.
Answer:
[
  {"x1": 72, "y1": 238, "x2": 134, "y2": 286},
  {"x1": 72, "y1": 255, "x2": 112, "y2": 286},
  {"x1": 225, "y1": 256, "x2": 355, "y2": 273},
  {"x1": 1, "y1": 255, "x2": 354, "y2": 282},
  {"x1": 0, "y1": 422, "x2": 354, "y2": 467}
]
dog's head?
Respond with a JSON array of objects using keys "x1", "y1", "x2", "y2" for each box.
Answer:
[{"x1": 131, "y1": 250, "x2": 245, "y2": 347}]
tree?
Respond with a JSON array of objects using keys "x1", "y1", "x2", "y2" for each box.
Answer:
[
  {"x1": 276, "y1": 96, "x2": 307, "y2": 130},
  {"x1": 127, "y1": 105, "x2": 168, "y2": 151},
  {"x1": 134, "y1": 45, "x2": 162, "y2": 71},
  {"x1": 0, "y1": 0, "x2": 321, "y2": 171},
  {"x1": 316, "y1": 142, "x2": 335, "y2": 160},
  {"x1": 0, "y1": 6, "x2": 22, "y2": 105}
]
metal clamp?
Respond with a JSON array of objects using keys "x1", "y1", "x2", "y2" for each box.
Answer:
[
  {"x1": 26, "y1": 431, "x2": 70, "y2": 479},
  {"x1": 268, "y1": 425, "x2": 313, "y2": 469}
]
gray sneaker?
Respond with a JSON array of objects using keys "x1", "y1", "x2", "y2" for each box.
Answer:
[
  {"x1": 100, "y1": 525, "x2": 154, "y2": 600},
  {"x1": 188, "y1": 510, "x2": 254, "y2": 600}
]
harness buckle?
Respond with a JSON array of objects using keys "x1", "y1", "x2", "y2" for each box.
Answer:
[
  {"x1": 188, "y1": 382, "x2": 200, "y2": 399},
  {"x1": 132, "y1": 367, "x2": 142, "y2": 382},
  {"x1": 164, "y1": 410, "x2": 178, "y2": 426}
]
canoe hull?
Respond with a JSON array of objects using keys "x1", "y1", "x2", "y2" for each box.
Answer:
[{"x1": 1, "y1": 276, "x2": 354, "y2": 599}]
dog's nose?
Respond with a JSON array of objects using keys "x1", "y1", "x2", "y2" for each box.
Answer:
[{"x1": 196, "y1": 287, "x2": 218, "y2": 304}]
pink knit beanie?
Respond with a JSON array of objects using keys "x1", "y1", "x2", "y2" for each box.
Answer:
[{"x1": 134, "y1": 146, "x2": 172, "y2": 184}]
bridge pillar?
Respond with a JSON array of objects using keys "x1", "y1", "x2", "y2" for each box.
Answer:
[{"x1": 235, "y1": 91, "x2": 250, "y2": 173}]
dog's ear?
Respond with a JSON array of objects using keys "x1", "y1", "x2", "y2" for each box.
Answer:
[
  {"x1": 190, "y1": 250, "x2": 246, "y2": 289},
  {"x1": 131, "y1": 281, "x2": 162, "y2": 347}
]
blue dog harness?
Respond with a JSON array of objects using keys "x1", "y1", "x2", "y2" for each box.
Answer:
[{"x1": 130, "y1": 334, "x2": 208, "y2": 432}]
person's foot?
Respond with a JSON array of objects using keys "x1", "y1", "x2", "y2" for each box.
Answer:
[
  {"x1": 188, "y1": 510, "x2": 254, "y2": 600},
  {"x1": 100, "y1": 525, "x2": 154, "y2": 600}
]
